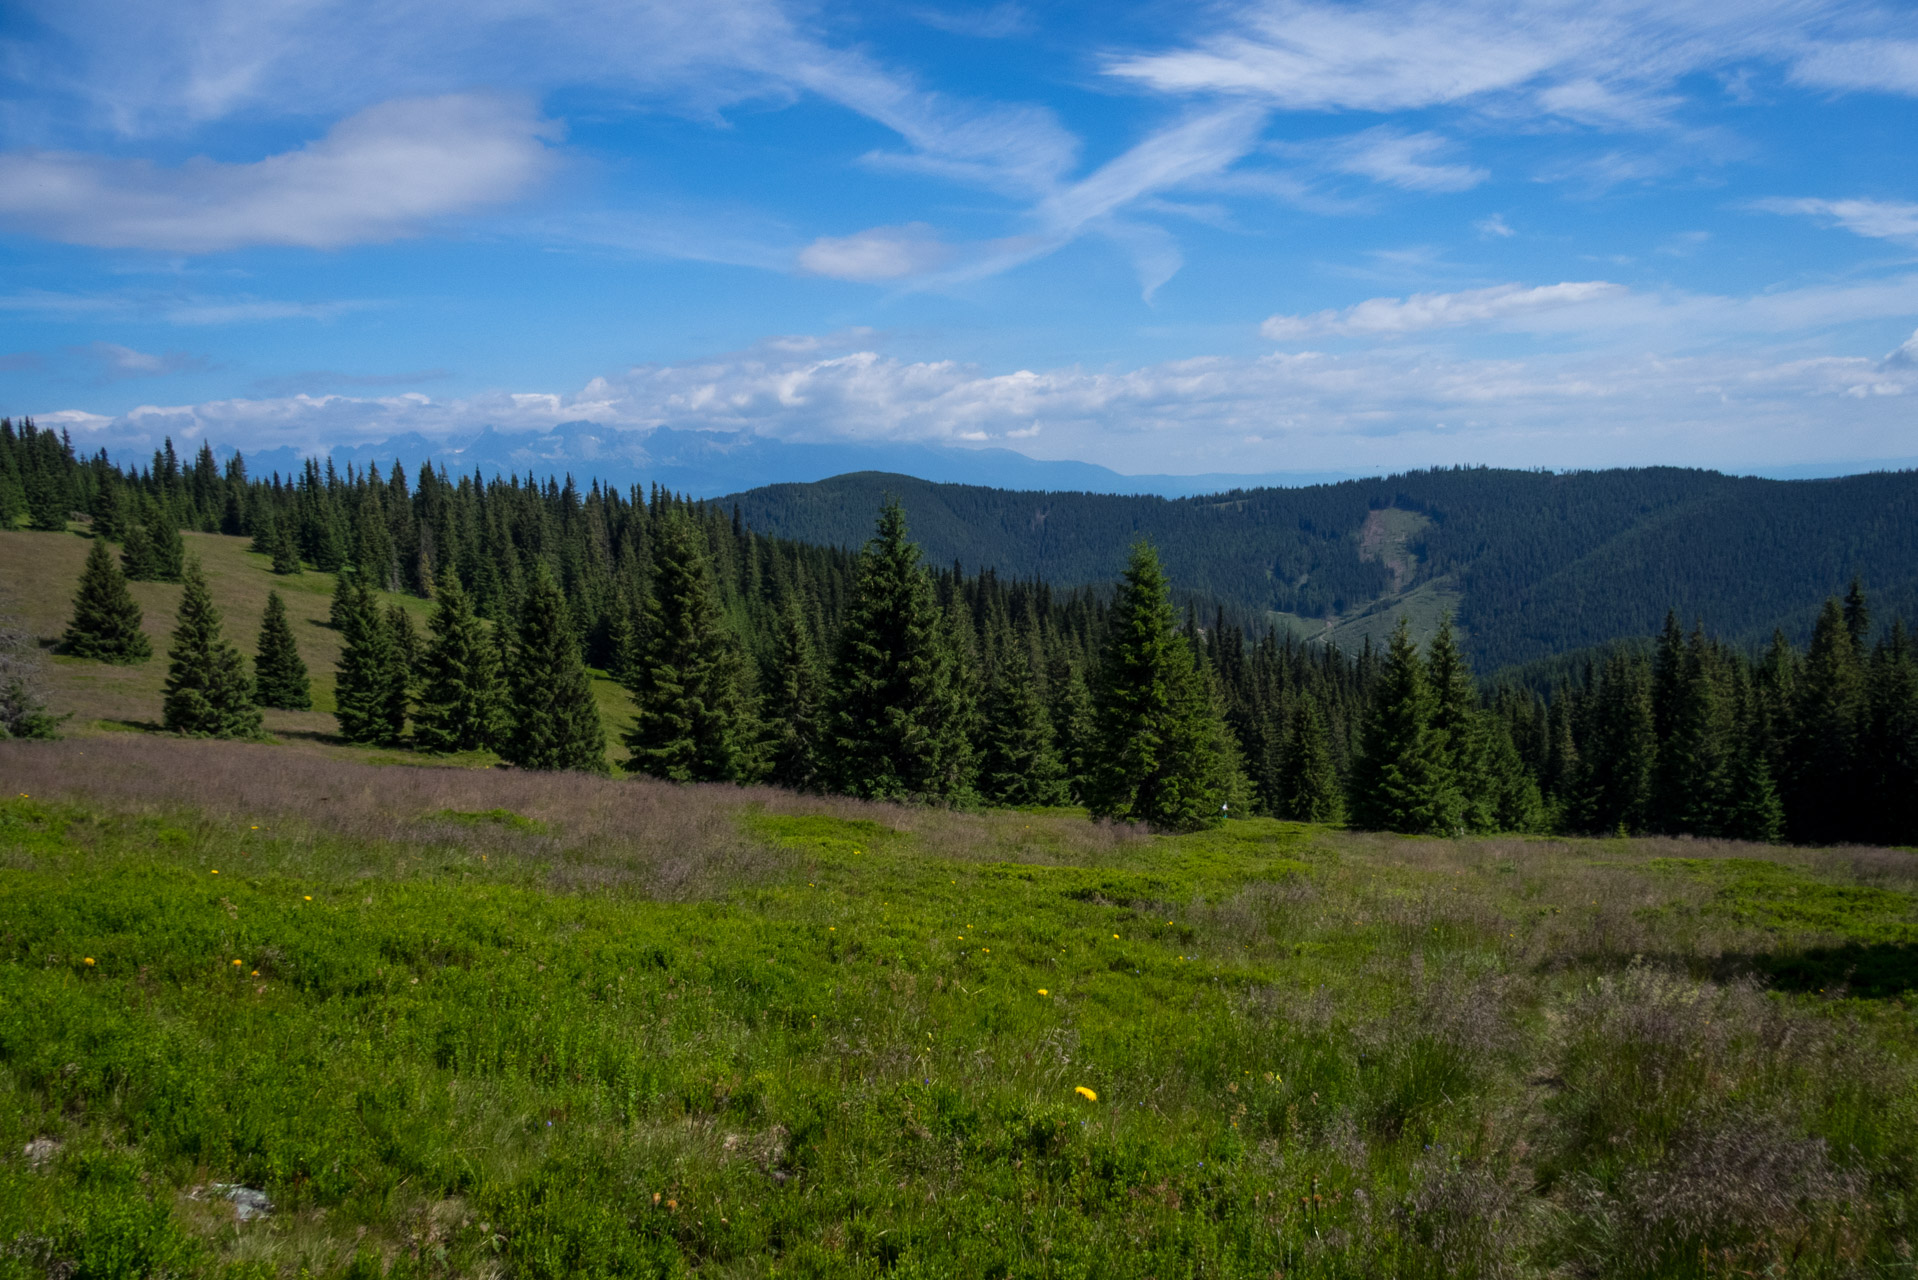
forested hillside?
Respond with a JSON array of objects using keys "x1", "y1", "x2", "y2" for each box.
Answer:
[{"x1": 724, "y1": 467, "x2": 1918, "y2": 671}]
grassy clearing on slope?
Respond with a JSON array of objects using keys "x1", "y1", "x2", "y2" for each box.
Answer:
[
  {"x1": 2, "y1": 737, "x2": 1916, "y2": 1278},
  {"x1": 0, "y1": 527, "x2": 630, "y2": 762}
]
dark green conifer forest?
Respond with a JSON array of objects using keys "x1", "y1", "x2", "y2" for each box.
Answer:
[{"x1": 9, "y1": 417, "x2": 1916, "y2": 841}]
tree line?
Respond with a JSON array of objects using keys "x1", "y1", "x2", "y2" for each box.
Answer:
[{"x1": 25, "y1": 416, "x2": 1918, "y2": 844}]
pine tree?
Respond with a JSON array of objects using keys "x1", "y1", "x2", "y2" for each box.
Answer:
[
  {"x1": 413, "y1": 576, "x2": 505, "y2": 753},
  {"x1": 149, "y1": 508, "x2": 186, "y2": 582},
  {"x1": 624, "y1": 508, "x2": 758, "y2": 782},
  {"x1": 162, "y1": 558, "x2": 262, "y2": 738},
  {"x1": 501, "y1": 567, "x2": 606, "y2": 772},
  {"x1": 252, "y1": 590, "x2": 311, "y2": 709},
  {"x1": 764, "y1": 596, "x2": 824, "y2": 791},
  {"x1": 1720, "y1": 665, "x2": 1784, "y2": 843},
  {"x1": 0, "y1": 621, "x2": 60, "y2": 739},
  {"x1": 1864, "y1": 620, "x2": 1918, "y2": 845},
  {"x1": 1653, "y1": 628, "x2": 1733, "y2": 836},
  {"x1": 1084, "y1": 541, "x2": 1235, "y2": 830},
  {"x1": 1274, "y1": 698, "x2": 1341, "y2": 822},
  {"x1": 333, "y1": 575, "x2": 404, "y2": 745},
  {"x1": 271, "y1": 519, "x2": 303, "y2": 575},
  {"x1": 1575, "y1": 652, "x2": 1655, "y2": 834},
  {"x1": 977, "y1": 615, "x2": 1068, "y2": 806},
  {"x1": 385, "y1": 604, "x2": 419, "y2": 736},
  {"x1": 1788, "y1": 597, "x2": 1865, "y2": 843},
  {"x1": 823, "y1": 500, "x2": 965, "y2": 801},
  {"x1": 1046, "y1": 648, "x2": 1096, "y2": 802},
  {"x1": 1347, "y1": 619, "x2": 1460, "y2": 834},
  {"x1": 61, "y1": 538, "x2": 151, "y2": 663},
  {"x1": 120, "y1": 521, "x2": 162, "y2": 581},
  {"x1": 1427, "y1": 618, "x2": 1495, "y2": 831}
]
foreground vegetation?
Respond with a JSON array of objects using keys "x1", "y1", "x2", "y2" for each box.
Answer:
[{"x1": 3, "y1": 736, "x2": 1915, "y2": 1278}]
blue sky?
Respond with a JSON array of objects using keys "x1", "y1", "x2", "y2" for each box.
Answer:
[{"x1": 2, "y1": 0, "x2": 1916, "y2": 476}]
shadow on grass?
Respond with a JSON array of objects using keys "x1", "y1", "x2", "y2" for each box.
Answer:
[
  {"x1": 1753, "y1": 942, "x2": 1918, "y2": 998},
  {"x1": 98, "y1": 717, "x2": 164, "y2": 734}
]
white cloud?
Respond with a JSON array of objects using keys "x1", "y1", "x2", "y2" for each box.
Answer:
[
  {"x1": 1887, "y1": 329, "x2": 1918, "y2": 369},
  {"x1": 82, "y1": 342, "x2": 201, "y2": 378},
  {"x1": 798, "y1": 224, "x2": 953, "y2": 281},
  {"x1": 1326, "y1": 128, "x2": 1486, "y2": 192},
  {"x1": 40, "y1": 311, "x2": 1916, "y2": 475},
  {"x1": 1476, "y1": 213, "x2": 1515, "y2": 237},
  {"x1": 1262, "y1": 281, "x2": 1626, "y2": 339},
  {"x1": 1754, "y1": 197, "x2": 1918, "y2": 245},
  {"x1": 1789, "y1": 39, "x2": 1918, "y2": 96},
  {"x1": 0, "y1": 94, "x2": 558, "y2": 252},
  {"x1": 1103, "y1": 0, "x2": 1918, "y2": 127}
]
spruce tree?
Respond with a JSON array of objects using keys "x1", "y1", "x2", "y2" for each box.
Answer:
[
  {"x1": 162, "y1": 558, "x2": 262, "y2": 738},
  {"x1": 61, "y1": 538, "x2": 151, "y2": 663},
  {"x1": 1789, "y1": 597, "x2": 1865, "y2": 843},
  {"x1": 271, "y1": 519, "x2": 303, "y2": 575},
  {"x1": 764, "y1": 596, "x2": 824, "y2": 791},
  {"x1": 1347, "y1": 619, "x2": 1460, "y2": 834},
  {"x1": 1721, "y1": 665, "x2": 1784, "y2": 843},
  {"x1": 252, "y1": 590, "x2": 311, "y2": 710},
  {"x1": 1046, "y1": 648, "x2": 1096, "y2": 802},
  {"x1": 385, "y1": 604, "x2": 420, "y2": 735},
  {"x1": 120, "y1": 521, "x2": 161, "y2": 581},
  {"x1": 149, "y1": 508, "x2": 186, "y2": 582},
  {"x1": 823, "y1": 500, "x2": 965, "y2": 801},
  {"x1": 333, "y1": 575, "x2": 404, "y2": 745},
  {"x1": 1274, "y1": 698, "x2": 1341, "y2": 822},
  {"x1": 1427, "y1": 618, "x2": 1494, "y2": 831},
  {"x1": 624, "y1": 508, "x2": 758, "y2": 782},
  {"x1": 1084, "y1": 541, "x2": 1234, "y2": 830},
  {"x1": 1864, "y1": 620, "x2": 1918, "y2": 845},
  {"x1": 1652, "y1": 628, "x2": 1732, "y2": 836},
  {"x1": 1575, "y1": 652, "x2": 1656, "y2": 834},
  {"x1": 977, "y1": 614, "x2": 1068, "y2": 807},
  {"x1": 413, "y1": 576, "x2": 505, "y2": 753},
  {"x1": 501, "y1": 567, "x2": 606, "y2": 772}
]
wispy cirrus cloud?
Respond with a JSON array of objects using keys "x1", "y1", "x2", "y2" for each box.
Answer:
[
  {"x1": 799, "y1": 224, "x2": 955, "y2": 281},
  {"x1": 0, "y1": 94, "x2": 558, "y2": 252},
  {"x1": 1753, "y1": 197, "x2": 1918, "y2": 245},
  {"x1": 1102, "y1": 0, "x2": 1918, "y2": 125},
  {"x1": 1262, "y1": 281, "x2": 1626, "y2": 339}
]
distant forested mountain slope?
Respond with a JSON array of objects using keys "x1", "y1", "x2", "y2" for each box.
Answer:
[{"x1": 725, "y1": 467, "x2": 1918, "y2": 670}]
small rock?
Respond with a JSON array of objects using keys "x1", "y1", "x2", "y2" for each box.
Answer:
[
  {"x1": 23, "y1": 1137, "x2": 61, "y2": 1166},
  {"x1": 211, "y1": 1183, "x2": 273, "y2": 1221}
]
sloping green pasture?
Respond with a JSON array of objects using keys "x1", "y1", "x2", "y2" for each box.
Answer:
[{"x1": 1, "y1": 738, "x2": 1915, "y2": 1279}]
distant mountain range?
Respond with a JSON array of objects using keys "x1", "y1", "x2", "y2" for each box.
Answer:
[
  {"x1": 215, "y1": 422, "x2": 1362, "y2": 499},
  {"x1": 718, "y1": 467, "x2": 1918, "y2": 673}
]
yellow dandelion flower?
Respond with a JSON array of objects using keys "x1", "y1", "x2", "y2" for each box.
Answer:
[
  {"x1": 251, "y1": 970, "x2": 260, "y2": 977},
  {"x1": 231, "y1": 959, "x2": 242, "y2": 967},
  {"x1": 1112, "y1": 934, "x2": 1120, "y2": 939},
  {"x1": 210, "y1": 869, "x2": 219, "y2": 875},
  {"x1": 250, "y1": 825, "x2": 259, "y2": 830},
  {"x1": 1037, "y1": 988, "x2": 1049, "y2": 996},
  {"x1": 1075, "y1": 1086, "x2": 1098, "y2": 1102},
  {"x1": 304, "y1": 895, "x2": 312, "y2": 901},
  {"x1": 83, "y1": 957, "x2": 95, "y2": 966}
]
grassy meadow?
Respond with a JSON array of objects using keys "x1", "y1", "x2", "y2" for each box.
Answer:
[
  {"x1": 0, "y1": 525, "x2": 632, "y2": 760},
  {"x1": 1, "y1": 736, "x2": 1915, "y2": 1278},
  {"x1": 3, "y1": 522, "x2": 1918, "y2": 1276}
]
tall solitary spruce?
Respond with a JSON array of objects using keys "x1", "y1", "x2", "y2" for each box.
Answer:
[
  {"x1": 822, "y1": 500, "x2": 967, "y2": 800},
  {"x1": 162, "y1": 558, "x2": 262, "y2": 738},
  {"x1": 501, "y1": 567, "x2": 606, "y2": 771},
  {"x1": 253, "y1": 590, "x2": 311, "y2": 710},
  {"x1": 412, "y1": 575, "x2": 505, "y2": 753},
  {"x1": 1083, "y1": 540, "x2": 1235, "y2": 831},
  {"x1": 61, "y1": 538, "x2": 151, "y2": 663}
]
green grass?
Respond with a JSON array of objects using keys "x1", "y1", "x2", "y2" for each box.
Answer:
[
  {"x1": 0, "y1": 525, "x2": 633, "y2": 764},
  {"x1": 2, "y1": 737, "x2": 1916, "y2": 1278}
]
